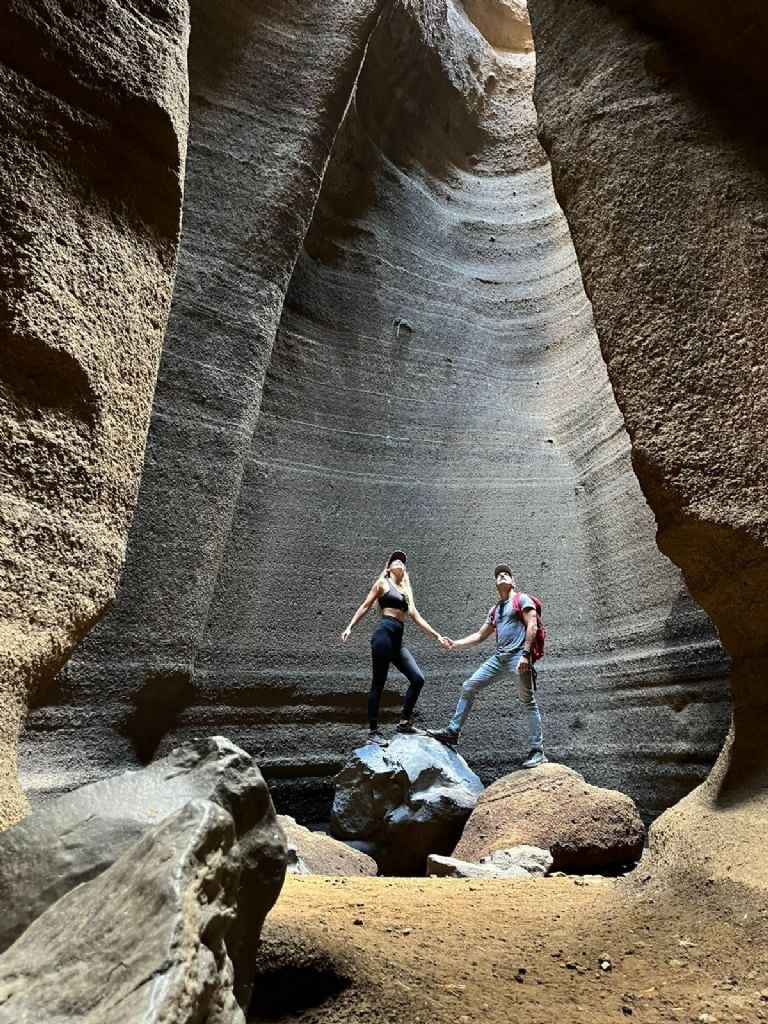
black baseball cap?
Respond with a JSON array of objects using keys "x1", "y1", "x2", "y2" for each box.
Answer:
[
  {"x1": 387, "y1": 550, "x2": 407, "y2": 566},
  {"x1": 494, "y1": 563, "x2": 513, "y2": 578}
]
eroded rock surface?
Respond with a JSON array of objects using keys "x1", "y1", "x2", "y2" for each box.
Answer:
[
  {"x1": 23, "y1": 0, "x2": 729, "y2": 828},
  {"x1": 0, "y1": 0, "x2": 190, "y2": 826},
  {"x1": 453, "y1": 763, "x2": 644, "y2": 870},
  {"x1": 0, "y1": 736, "x2": 286, "y2": 1005},
  {"x1": 331, "y1": 734, "x2": 484, "y2": 874},
  {"x1": 0, "y1": 801, "x2": 244, "y2": 1024},
  {"x1": 280, "y1": 815, "x2": 377, "y2": 876},
  {"x1": 528, "y1": 0, "x2": 768, "y2": 891}
]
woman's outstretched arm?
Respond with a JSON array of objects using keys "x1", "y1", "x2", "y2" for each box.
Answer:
[
  {"x1": 341, "y1": 582, "x2": 383, "y2": 644},
  {"x1": 410, "y1": 607, "x2": 451, "y2": 649}
]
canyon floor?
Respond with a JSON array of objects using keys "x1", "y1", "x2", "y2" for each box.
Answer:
[{"x1": 250, "y1": 874, "x2": 768, "y2": 1024}]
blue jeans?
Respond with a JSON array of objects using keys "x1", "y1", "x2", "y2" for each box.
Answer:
[{"x1": 448, "y1": 652, "x2": 543, "y2": 749}]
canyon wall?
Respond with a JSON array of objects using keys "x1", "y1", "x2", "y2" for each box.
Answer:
[
  {"x1": 20, "y1": 0, "x2": 730, "y2": 825},
  {"x1": 0, "y1": 0, "x2": 189, "y2": 825},
  {"x1": 528, "y1": 0, "x2": 768, "y2": 890}
]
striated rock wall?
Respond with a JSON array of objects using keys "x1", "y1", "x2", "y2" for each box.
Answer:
[
  {"x1": 528, "y1": 0, "x2": 768, "y2": 890},
  {"x1": 0, "y1": 0, "x2": 189, "y2": 826},
  {"x1": 19, "y1": 0, "x2": 388, "y2": 792},
  {"x1": 22, "y1": 0, "x2": 729, "y2": 825}
]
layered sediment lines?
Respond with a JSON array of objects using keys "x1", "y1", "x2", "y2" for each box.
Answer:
[
  {"x1": 22, "y1": 0, "x2": 729, "y2": 824},
  {"x1": 0, "y1": 0, "x2": 189, "y2": 826},
  {"x1": 528, "y1": 0, "x2": 768, "y2": 889}
]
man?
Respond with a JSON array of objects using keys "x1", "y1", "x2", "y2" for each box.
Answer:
[{"x1": 430, "y1": 564, "x2": 546, "y2": 768}]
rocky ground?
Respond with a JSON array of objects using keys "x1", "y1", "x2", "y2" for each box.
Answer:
[{"x1": 250, "y1": 874, "x2": 768, "y2": 1024}]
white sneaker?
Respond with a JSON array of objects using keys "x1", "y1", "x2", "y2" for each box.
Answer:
[{"x1": 521, "y1": 749, "x2": 547, "y2": 769}]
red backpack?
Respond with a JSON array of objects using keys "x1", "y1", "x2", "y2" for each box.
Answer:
[{"x1": 488, "y1": 592, "x2": 547, "y2": 662}]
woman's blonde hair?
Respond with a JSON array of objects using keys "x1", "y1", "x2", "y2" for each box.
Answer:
[{"x1": 374, "y1": 563, "x2": 414, "y2": 612}]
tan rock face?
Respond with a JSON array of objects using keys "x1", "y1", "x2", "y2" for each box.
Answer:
[
  {"x1": 528, "y1": 0, "x2": 768, "y2": 889},
  {"x1": 460, "y1": 0, "x2": 534, "y2": 52},
  {"x1": 453, "y1": 763, "x2": 645, "y2": 870},
  {"x1": 0, "y1": 0, "x2": 189, "y2": 826},
  {"x1": 279, "y1": 815, "x2": 377, "y2": 877}
]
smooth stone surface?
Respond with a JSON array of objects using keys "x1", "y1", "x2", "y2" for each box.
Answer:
[
  {"x1": 454, "y1": 763, "x2": 645, "y2": 871},
  {"x1": 0, "y1": 801, "x2": 244, "y2": 1024},
  {"x1": 0, "y1": 736, "x2": 286, "y2": 1006},
  {"x1": 331, "y1": 733, "x2": 484, "y2": 874},
  {"x1": 280, "y1": 815, "x2": 378, "y2": 876},
  {"x1": 427, "y1": 844, "x2": 553, "y2": 878}
]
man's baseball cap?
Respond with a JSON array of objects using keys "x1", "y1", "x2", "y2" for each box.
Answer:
[
  {"x1": 387, "y1": 550, "x2": 407, "y2": 566},
  {"x1": 494, "y1": 563, "x2": 513, "y2": 578}
]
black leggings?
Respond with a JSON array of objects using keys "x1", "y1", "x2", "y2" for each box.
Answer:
[{"x1": 368, "y1": 618, "x2": 425, "y2": 731}]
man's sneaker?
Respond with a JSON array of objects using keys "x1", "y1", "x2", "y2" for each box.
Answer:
[
  {"x1": 521, "y1": 749, "x2": 547, "y2": 769},
  {"x1": 366, "y1": 730, "x2": 389, "y2": 748},
  {"x1": 395, "y1": 722, "x2": 423, "y2": 735},
  {"x1": 427, "y1": 727, "x2": 460, "y2": 748}
]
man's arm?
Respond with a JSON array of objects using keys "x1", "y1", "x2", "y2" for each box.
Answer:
[
  {"x1": 516, "y1": 606, "x2": 538, "y2": 674},
  {"x1": 449, "y1": 621, "x2": 494, "y2": 650},
  {"x1": 521, "y1": 607, "x2": 538, "y2": 654}
]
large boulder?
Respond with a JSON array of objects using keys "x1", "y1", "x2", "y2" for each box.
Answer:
[
  {"x1": 330, "y1": 734, "x2": 484, "y2": 874},
  {"x1": 279, "y1": 815, "x2": 377, "y2": 877},
  {"x1": 0, "y1": 800, "x2": 244, "y2": 1024},
  {"x1": 0, "y1": 736, "x2": 287, "y2": 1006},
  {"x1": 427, "y1": 845, "x2": 553, "y2": 879},
  {"x1": 453, "y1": 763, "x2": 645, "y2": 871}
]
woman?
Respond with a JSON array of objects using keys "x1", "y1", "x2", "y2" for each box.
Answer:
[{"x1": 341, "y1": 550, "x2": 450, "y2": 747}]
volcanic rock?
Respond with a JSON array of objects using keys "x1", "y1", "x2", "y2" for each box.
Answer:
[
  {"x1": 0, "y1": 800, "x2": 244, "y2": 1024},
  {"x1": 528, "y1": 0, "x2": 768, "y2": 893},
  {"x1": 0, "y1": 0, "x2": 190, "y2": 827},
  {"x1": 279, "y1": 815, "x2": 377, "y2": 877},
  {"x1": 0, "y1": 736, "x2": 286, "y2": 1005},
  {"x1": 453, "y1": 763, "x2": 644, "y2": 871},
  {"x1": 427, "y1": 845, "x2": 552, "y2": 879},
  {"x1": 22, "y1": 0, "x2": 729, "y2": 832},
  {"x1": 331, "y1": 734, "x2": 484, "y2": 874}
]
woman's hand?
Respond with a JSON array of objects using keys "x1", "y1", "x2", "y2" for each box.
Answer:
[
  {"x1": 341, "y1": 627, "x2": 352, "y2": 645},
  {"x1": 438, "y1": 635, "x2": 454, "y2": 650}
]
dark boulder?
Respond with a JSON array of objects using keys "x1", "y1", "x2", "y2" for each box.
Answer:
[
  {"x1": 0, "y1": 800, "x2": 244, "y2": 1024},
  {"x1": 0, "y1": 737, "x2": 287, "y2": 1005},
  {"x1": 330, "y1": 734, "x2": 483, "y2": 874}
]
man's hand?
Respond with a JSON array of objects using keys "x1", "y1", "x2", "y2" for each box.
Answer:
[
  {"x1": 439, "y1": 635, "x2": 454, "y2": 651},
  {"x1": 517, "y1": 653, "x2": 531, "y2": 674},
  {"x1": 340, "y1": 627, "x2": 352, "y2": 645}
]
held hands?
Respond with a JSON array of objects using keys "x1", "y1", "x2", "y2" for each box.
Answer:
[
  {"x1": 438, "y1": 635, "x2": 454, "y2": 651},
  {"x1": 340, "y1": 627, "x2": 352, "y2": 646}
]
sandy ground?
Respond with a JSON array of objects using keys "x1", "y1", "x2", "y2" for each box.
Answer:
[{"x1": 250, "y1": 874, "x2": 768, "y2": 1024}]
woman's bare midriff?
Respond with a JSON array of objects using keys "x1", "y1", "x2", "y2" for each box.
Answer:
[{"x1": 382, "y1": 609, "x2": 406, "y2": 622}]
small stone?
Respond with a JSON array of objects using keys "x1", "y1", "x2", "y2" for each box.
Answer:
[
  {"x1": 402, "y1": 928, "x2": 412, "y2": 936},
  {"x1": 599, "y1": 958, "x2": 612, "y2": 972},
  {"x1": 698, "y1": 1014, "x2": 717, "y2": 1024},
  {"x1": 353, "y1": 918, "x2": 364, "y2": 926}
]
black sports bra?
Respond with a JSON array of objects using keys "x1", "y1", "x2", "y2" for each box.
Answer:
[{"x1": 378, "y1": 580, "x2": 408, "y2": 612}]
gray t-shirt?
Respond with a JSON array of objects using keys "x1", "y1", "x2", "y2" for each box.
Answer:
[{"x1": 486, "y1": 593, "x2": 535, "y2": 656}]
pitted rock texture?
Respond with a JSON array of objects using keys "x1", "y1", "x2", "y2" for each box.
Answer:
[
  {"x1": 528, "y1": 0, "x2": 768, "y2": 890},
  {"x1": 0, "y1": 0, "x2": 189, "y2": 826},
  {"x1": 280, "y1": 815, "x2": 377, "y2": 876},
  {"x1": 453, "y1": 763, "x2": 645, "y2": 871},
  {"x1": 331, "y1": 733, "x2": 484, "y2": 874},
  {"x1": 0, "y1": 801, "x2": 244, "y2": 1024},
  {"x1": 0, "y1": 737, "x2": 287, "y2": 1006},
  {"x1": 24, "y1": 0, "x2": 728, "y2": 826}
]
